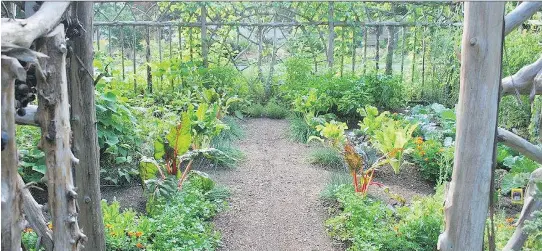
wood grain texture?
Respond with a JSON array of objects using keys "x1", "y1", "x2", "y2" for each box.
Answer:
[{"x1": 438, "y1": 2, "x2": 505, "y2": 250}]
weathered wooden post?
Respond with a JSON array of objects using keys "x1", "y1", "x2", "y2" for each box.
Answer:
[
  {"x1": 1, "y1": 55, "x2": 25, "y2": 251},
  {"x1": 68, "y1": 2, "x2": 106, "y2": 250},
  {"x1": 37, "y1": 24, "x2": 87, "y2": 251},
  {"x1": 438, "y1": 2, "x2": 505, "y2": 250},
  {"x1": 327, "y1": 1, "x2": 334, "y2": 69},
  {"x1": 201, "y1": 4, "x2": 208, "y2": 67},
  {"x1": 385, "y1": 25, "x2": 395, "y2": 75}
]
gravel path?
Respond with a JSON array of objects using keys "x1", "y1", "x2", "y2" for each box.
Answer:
[{"x1": 211, "y1": 118, "x2": 338, "y2": 251}]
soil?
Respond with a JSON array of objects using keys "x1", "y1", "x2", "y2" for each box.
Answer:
[
  {"x1": 369, "y1": 163, "x2": 435, "y2": 205},
  {"x1": 101, "y1": 183, "x2": 147, "y2": 213},
  {"x1": 209, "y1": 118, "x2": 341, "y2": 251}
]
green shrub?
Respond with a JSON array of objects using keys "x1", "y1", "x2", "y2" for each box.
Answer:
[
  {"x1": 16, "y1": 126, "x2": 45, "y2": 183},
  {"x1": 245, "y1": 103, "x2": 265, "y2": 117},
  {"x1": 325, "y1": 185, "x2": 444, "y2": 251},
  {"x1": 411, "y1": 138, "x2": 453, "y2": 183},
  {"x1": 264, "y1": 101, "x2": 290, "y2": 119},
  {"x1": 309, "y1": 147, "x2": 344, "y2": 170},
  {"x1": 288, "y1": 115, "x2": 318, "y2": 143}
]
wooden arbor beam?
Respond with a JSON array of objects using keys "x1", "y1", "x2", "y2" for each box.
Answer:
[
  {"x1": 1, "y1": 2, "x2": 70, "y2": 48},
  {"x1": 438, "y1": 2, "x2": 505, "y2": 250},
  {"x1": 504, "y1": 2, "x2": 542, "y2": 36}
]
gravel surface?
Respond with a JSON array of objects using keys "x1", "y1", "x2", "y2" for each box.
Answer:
[{"x1": 210, "y1": 118, "x2": 340, "y2": 251}]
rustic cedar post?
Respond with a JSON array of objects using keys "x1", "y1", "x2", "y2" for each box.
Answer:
[
  {"x1": 120, "y1": 27, "x2": 125, "y2": 80},
  {"x1": 437, "y1": 2, "x2": 505, "y2": 250},
  {"x1": 411, "y1": 26, "x2": 417, "y2": 84},
  {"x1": 340, "y1": 25, "x2": 345, "y2": 77},
  {"x1": 68, "y1": 3, "x2": 106, "y2": 250},
  {"x1": 132, "y1": 25, "x2": 137, "y2": 94},
  {"x1": 37, "y1": 24, "x2": 87, "y2": 251},
  {"x1": 96, "y1": 27, "x2": 100, "y2": 51},
  {"x1": 351, "y1": 27, "x2": 356, "y2": 73},
  {"x1": 375, "y1": 26, "x2": 380, "y2": 72},
  {"x1": 158, "y1": 27, "x2": 162, "y2": 88},
  {"x1": 421, "y1": 26, "x2": 427, "y2": 98},
  {"x1": 257, "y1": 26, "x2": 264, "y2": 84},
  {"x1": 363, "y1": 26, "x2": 367, "y2": 75},
  {"x1": 189, "y1": 27, "x2": 193, "y2": 61},
  {"x1": 400, "y1": 27, "x2": 406, "y2": 79},
  {"x1": 385, "y1": 25, "x2": 395, "y2": 75},
  {"x1": 201, "y1": 4, "x2": 208, "y2": 67},
  {"x1": 1, "y1": 56, "x2": 25, "y2": 251},
  {"x1": 107, "y1": 27, "x2": 112, "y2": 57},
  {"x1": 268, "y1": 20, "x2": 278, "y2": 89},
  {"x1": 145, "y1": 26, "x2": 152, "y2": 93},
  {"x1": 327, "y1": 1, "x2": 334, "y2": 69}
]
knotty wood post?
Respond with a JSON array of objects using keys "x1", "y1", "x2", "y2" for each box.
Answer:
[
  {"x1": 375, "y1": 26, "x2": 380, "y2": 72},
  {"x1": 37, "y1": 24, "x2": 87, "y2": 251},
  {"x1": 411, "y1": 26, "x2": 417, "y2": 84},
  {"x1": 437, "y1": 2, "x2": 505, "y2": 250},
  {"x1": 400, "y1": 27, "x2": 406, "y2": 79},
  {"x1": 120, "y1": 27, "x2": 125, "y2": 80},
  {"x1": 132, "y1": 25, "x2": 137, "y2": 94},
  {"x1": 257, "y1": 26, "x2": 264, "y2": 85},
  {"x1": 351, "y1": 26, "x2": 356, "y2": 73},
  {"x1": 96, "y1": 27, "x2": 100, "y2": 51},
  {"x1": 201, "y1": 4, "x2": 208, "y2": 67},
  {"x1": 145, "y1": 26, "x2": 152, "y2": 93},
  {"x1": 327, "y1": 1, "x2": 334, "y2": 69},
  {"x1": 363, "y1": 26, "x2": 367, "y2": 75},
  {"x1": 68, "y1": 3, "x2": 106, "y2": 250},
  {"x1": 421, "y1": 26, "x2": 427, "y2": 98},
  {"x1": 1, "y1": 56, "x2": 25, "y2": 251},
  {"x1": 385, "y1": 25, "x2": 395, "y2": 75},
  {"x1": 107, "y1": 27, "x2": 112, "y2": 56}
]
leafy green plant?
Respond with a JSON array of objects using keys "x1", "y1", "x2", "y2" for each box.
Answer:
[
  {"x1": 412, "y1": 138, "x2": 453, "y2": 183},
  {"x1": 371, "y1": 119, "x2": 418, "y2": 174},
  {"x1": 358, "y1": 105, "x2": 392, "y2": 137},
  {"x1": 99, "y1": 174, "x2": 226, "y2": 251},
  {"x1": 245, "y1": 103, "x2": 265, "y2": 117},
  {"x1": 95, "y1": 86, "x2": 142, "y2": 185},
  {"x1": 500, "y1": 155, "x2": 540, "y2": 194},
  {"x1": 325, "y1": 185, "x2": 445, "y2": 251},
  {"x1": 263, "y1": 100, "x2": 290, "y2": 119}
]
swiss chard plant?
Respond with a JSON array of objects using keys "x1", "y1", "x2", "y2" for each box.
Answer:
[{"x1": 371, "y1": 119, "x2": 418, "y2": 174}]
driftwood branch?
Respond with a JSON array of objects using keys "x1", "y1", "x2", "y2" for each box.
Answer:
[
  {"x1": 1, "y1": 2, "x2": 70, "y2": 48},
  {"x1": 19, "y1": 175, "x2": 53, "y2": 251},
  {"x1": 504, "y1": 2, "x2": 542, "y2": 36},
  {"x1": 501, "y1": 57, "x2": 542, "y2": 96},
  {"x1": 497, "y1": 127, "x2": 542, "y2": 164},
  {"x1": 503, "y1": 168, "x2": 542, "y2": 251}
]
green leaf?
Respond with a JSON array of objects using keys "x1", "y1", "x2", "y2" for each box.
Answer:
[
  {"x1": 32, "y1": 165, "x2": 46, "y2": 175},
  {"x1": 153, "y1": 139, "x2": 165, "y2": 160},
  {"x1": 139, "y1": 157, "x2": 160, "y2": 181},
  {"x1": 166, "y1": 112, "x2": 192, "y2": 155}
]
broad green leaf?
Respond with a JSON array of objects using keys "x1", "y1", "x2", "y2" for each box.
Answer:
[
  {"x1": 166, "y1": 112, "x2": 192, "y2": 155},
  {"x1": 32, "y1": 165, "x2": 46, "y2": 175},
  {"x1": 153, "y1": 139, "x2": 165, "y2": 160},
  {"x1": 139, "y1": 157, "x2": 159, "y2": 181}
]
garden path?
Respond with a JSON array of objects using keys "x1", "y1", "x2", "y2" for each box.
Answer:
[{"x1": 211, "y1": 118, "x2": 339, "y2": 251}]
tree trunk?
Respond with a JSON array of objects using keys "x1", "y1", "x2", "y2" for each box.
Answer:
[
  {"x1": 438, "y1": 2, "x2": 505, "y2": 250},
  {"x1": 385, "y1": 26, "x2": 395, "y2": 75},
  {"x1": 68, "y1": 3, "x2": 106, "y2": 251},
  {"x1": 1, "y1": 55, "x2": 25, "y2": 251},
  {"x1": 37, "y1": 24, "x2": 87, "y2": 251}
]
